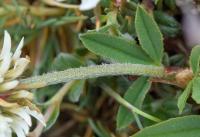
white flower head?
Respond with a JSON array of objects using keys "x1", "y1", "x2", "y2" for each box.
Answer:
[
  {"x1": 79, "y1": 0, "x2": 101, "y2": 11},
  {"x1": 0, "y1": 31, "x2": 45, "y2": 137},
  {"x1": 0, "y1": 115, "x2": 12, "y2": 137}
]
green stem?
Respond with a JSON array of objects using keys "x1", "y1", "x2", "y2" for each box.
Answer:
[
  {"x1": 19, "y1": 63, "x2": 165, "y2": 89},
  {"x1": 101, "y1": 84, "x2": 162, "y2": 123},
  {"x1": 133, "y1": 113, "x2": 143, "y2": 129}
]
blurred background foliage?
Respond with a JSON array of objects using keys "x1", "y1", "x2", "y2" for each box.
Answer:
[{"x1": 0, "y1": 0, "x2": 196, "y2": 137}]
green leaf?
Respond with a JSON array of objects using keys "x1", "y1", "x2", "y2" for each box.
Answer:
[
  {"x1": 192, "y1": 77, "x2": 200, "y2": 104},
  {"x1": 153, "y1": 11, "x2": 180, "y2": 37},
  {"x1": 177, "y1": 81, "x2": 193, "y2": 114},
  {"x1": 153, "y1": 11, "x2": 179, "y2": 28},
  {"x1": 159, "y1": 25, "x2": 180, "y2": 37},
  {"x1": 35, "y1": 85, "x2": 60, "y2": 103},
  {"x1": 88, "y1": 119, "x2": 111, "y2": 137},
  {"x1": 153, "y1": 0, "x2": 160, "y2": 5},
  {"x1": 164, "y1": 0, "x2": 176, "y2": 10},
  {"x1": 117, "y1": 77, "x2": 151, "y2": 129},
  {"x1": 135, "y1": 6, "x2": 164, "y2": 65},
  {"x1": 68, "y1": 80, "x2": 85, "y2": 102},
  {"x1": 190, "y1": 45, "x2": 200, "y2": 75},
  {"x1": 87, "y1": 24, "x2": 117, "y2": 34},
  {"x1": 80, "y1": 33, "x2": 154, "y2": 65},
  {"x1": 106, "y1": 11, "x2": 119, "y2": 26},
  {"x1": 44, "y1": 103, "x2": 60, "y2": 131},
  {"x1": 131, "y1": 115, "x2": 200, "y2": 137},
  {"x1": 51, "y1": 53, "x2": 83, "y2": 71}
]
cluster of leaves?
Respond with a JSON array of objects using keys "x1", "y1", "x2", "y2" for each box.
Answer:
[
  {"x1": 80, "y1": 4, "x2": 200, "y2": 137},
  {"x1": 2, "y1": 0, "x2": 200, "y2": 137}
]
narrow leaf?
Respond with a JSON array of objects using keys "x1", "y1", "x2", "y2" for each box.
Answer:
[
  {"x1": 153, "y1": 11, "x2": 180, "y2": 37},
  {"x1": 131, "y1": 115, "x2": 200, "y2": 137},
  {"x1": 80, "y1": 33, "x2": 154, "y2": 65},
  {"x1": 44, "y1": 103, "x2": 60, "y2": 131},
  {"x1": 117, "y1": 77, "x2": 151, "y2": 129},
  {"x1": 51, "y1": 53, "x2": 83, "y2": 71},
  {"x1": 192, "y1": 77, "x2": 200, "y2": 104},
  {"x1": 189, "y1": 45, "x2": 200, "y2": 75},
  {"x1": 135, "y1": 6, "x2": 163, "y2": 64},
  {"x1": 177, "y1": 81, "x2": 193, "y2": 114},
  {"x1": 68, "y1": 80, "x2": 85, "y2": 102}
]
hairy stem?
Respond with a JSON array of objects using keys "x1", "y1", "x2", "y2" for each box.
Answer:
[{"x1": 18, "y1": 63, "x2": 165, "y2": 89}]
